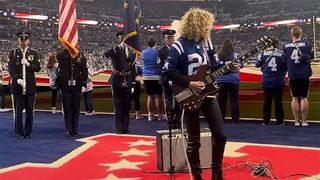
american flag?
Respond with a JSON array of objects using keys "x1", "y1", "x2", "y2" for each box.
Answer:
[{"x1": 58, "y1": 0, "x2": 79, "y2": 58}]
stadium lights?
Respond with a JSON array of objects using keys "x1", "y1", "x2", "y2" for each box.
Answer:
[{"x1": 15, "y1": 13, "x2": 48, "y2": 20}]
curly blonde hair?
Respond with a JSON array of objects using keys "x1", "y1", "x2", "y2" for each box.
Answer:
[{"x1": 178, "y1": 8, "x2": 214, "y2": 42}]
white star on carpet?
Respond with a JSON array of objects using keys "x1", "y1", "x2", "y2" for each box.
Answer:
[
  {"x1": 98, "y1": 174, "x2": 140, "y2": 180},
  {"x1": 113, "y1": 148, "x2": 154, "y2": 157},
  {"x1": 100, "y1": 159, "x2": 147, "y2": 171},
  {"x1": 125, "y1": 139, "x2": 156, "y2": 147}
]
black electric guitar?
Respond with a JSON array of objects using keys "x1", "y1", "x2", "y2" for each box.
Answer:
[{"x1": 171, "y1": 36, "x2": 276, "y2": 111}]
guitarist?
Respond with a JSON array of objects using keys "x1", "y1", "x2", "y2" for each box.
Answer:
[{"x1": 163, "y1": 8, "x2": 239, "y2": 180}]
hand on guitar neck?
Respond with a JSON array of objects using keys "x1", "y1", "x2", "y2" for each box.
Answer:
[
  {"x1": 231, "y1": 62, "x2": 241, "y2": 73},
  {"x1": 188, "y1": 81, "x2": 205, "y2": 96}
]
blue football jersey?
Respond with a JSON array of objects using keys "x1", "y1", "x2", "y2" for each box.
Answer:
[
  {"x1": 283, "y1": 40, "x2": 314, "y2": 79},
  {"x1": 213, "y1": 52, "x2": 242, "y2": 85},
  {"x1": 255, "y1": 49, "x2": 287, "y2": 88},
  {"x1": 163, "y1": 37, "x2": 212, "y2": 76}
]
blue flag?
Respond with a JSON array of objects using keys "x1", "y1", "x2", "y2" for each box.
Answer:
[{"x1": 123, "y1": 0, "x2": 142, "y2": 57}]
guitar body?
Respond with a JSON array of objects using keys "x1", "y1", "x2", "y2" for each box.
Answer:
[{"x1": 171, "y1": 65, "x2": 220, "y2": 111}]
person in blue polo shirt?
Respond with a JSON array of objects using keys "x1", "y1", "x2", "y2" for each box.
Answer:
[
  {"x1": 283, "y1": 26, "x2": 314, "y2": 127},
  {"x1": 256, "y1": 37, "x2": 287, "y2": 125},
  {"x1": 142, "y1": 37, "x2": 164, "y2": 121}
]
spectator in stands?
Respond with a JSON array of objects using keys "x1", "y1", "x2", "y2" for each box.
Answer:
[
  {"x1": 255, "y1": 37, "x2": 287, "y2": 125},
  {"x1": 142, "y1": 37, "x2": 164, "y2": 121},
  {"x1": 215, "y1": 39, "x2": 242, "y2": 123},
  {"x1": 46, "y1": 53, "x2": 59, "y2": 114},
  {"x1": 283, "y1": 26, "x2": 314, "y2": 127}
]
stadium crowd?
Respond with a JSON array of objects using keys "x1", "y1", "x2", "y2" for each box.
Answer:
[{"x1": 0, "y1": 0, "x2": 319, "y2": 77}]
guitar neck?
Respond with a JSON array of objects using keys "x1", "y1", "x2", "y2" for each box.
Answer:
[{"x1": 210, "y1": 45, "x2": 262, "y2": 79}]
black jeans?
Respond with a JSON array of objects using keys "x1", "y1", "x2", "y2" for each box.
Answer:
[
  {"x1": 184, "y1": 98, "x2": 226, "y2": 177},
  {"x1": 61, "y1": 90, "x2": 81, "y2": 133},
  {"x1": 51, "y1": 88, "x2": 59, "y2": 108},
  {"x1": 83, "y1": 90, "x2": 94, "y2": 113},
  {"x1": 218, "y1": 82, "x2": 240, "y2": 123},
  {"x1": 132, "y1": 81, "x2": 141, "y2": 111},
  {"x1": 13, "y1": 94, "x2": 35, "y2": 135},
  {"x1": 263, "y1": 87, "x2": 284, "y2": 124}
]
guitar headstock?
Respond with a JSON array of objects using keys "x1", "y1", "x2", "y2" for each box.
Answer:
[
  {"x1": 237, "y1": 36, "x2": 278, "y2": 63},
  {"x1": 257, "y1": 36, "x2": 278, "y2": 51}
]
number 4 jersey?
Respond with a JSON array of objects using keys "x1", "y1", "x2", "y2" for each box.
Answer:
[
  {"x1": 283, "y1": 40, "x2": 314, "y2": 80},
  {"x1": 256, "y1": 49, "x2": 287, "y2": 88}
]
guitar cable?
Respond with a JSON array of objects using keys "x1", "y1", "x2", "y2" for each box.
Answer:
[
  {"x1": 222, "y1": 157, "x2": 320, "y2": 180},
  {"x1": 180, "y1": 108, "x2": 193, "y2": 180}
]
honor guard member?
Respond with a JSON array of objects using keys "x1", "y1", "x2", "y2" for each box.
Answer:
[
  {"x1": 55, "y1": 49, "x2": 88, "y2": 137},
  {"x1": 255, "y1": 38, "x2": 287, "y2": 125},
  {"x1": 104, "y1": 31, "x2": 136, "y2": 134},
  {"x1": 159, "y1": 30, "x2": 181, "y2": 128},
  {"x1": 158, "y1": 30, "x2": 176, "y2": 68},
  {"x1": 8, "y1": 31, "x2": 40, "y2": 139}
]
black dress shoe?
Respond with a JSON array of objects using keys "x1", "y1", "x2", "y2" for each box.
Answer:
[
  {"x1": 18, "y1": 134, "x2": 25, "y2": 139},
  {"x1": 72, "y1": 132, "x2": 79, "y2": 137},
  {"x1": 117, "y1": 131, "x2": 123, "y2": 134},
  {"x1": 123, "y1": 130, "x2": 131, "y2": 134},
  {"x1": 66, "y1": 131, "x2": 72, "y2": 137},
  {"x1": 24, "y1": 134, "x2": 31, "y2": 139}
]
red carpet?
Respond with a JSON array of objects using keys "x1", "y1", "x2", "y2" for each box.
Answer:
[{"x1": 0, "y1": 134, "x2": 319, "y2": 180}]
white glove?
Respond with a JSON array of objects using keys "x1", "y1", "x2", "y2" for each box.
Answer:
[
  {"x1": 21, "y1": 58, "x2": 30, "y2": 66},
  {"x1": 131, "y1": 87, "x2": 134, "y2": 94},
  {"x1": 17, "y1": 79, "x2": 25, "y2": 87},
  {"x1": 81, "y1": 87, "x2": 86, "y2": 93}
]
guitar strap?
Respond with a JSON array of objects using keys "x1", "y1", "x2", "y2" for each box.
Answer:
[{"x1": 293, "y1": 42, "x2": 311, "y2": 62}]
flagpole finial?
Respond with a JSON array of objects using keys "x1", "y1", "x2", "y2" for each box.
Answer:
[{"x1": 123, "y1": 1, "x2": 129, "y2": 8}]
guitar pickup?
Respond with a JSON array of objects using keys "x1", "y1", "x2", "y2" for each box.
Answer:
[{"x1": 175, "y1": 89, "x2": 193, "y2": 103}]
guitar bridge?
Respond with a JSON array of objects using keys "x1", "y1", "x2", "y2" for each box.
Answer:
[{"x1": 175, "y1": 89, "x2": 193, "y2": 103}]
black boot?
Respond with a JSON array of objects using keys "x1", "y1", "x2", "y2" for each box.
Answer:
[
  {"x1": 187, "y1": 138, "x2": 203, "y2": 180},
  {"x1": 212, "y1": 136, "x2": 226, "y2": 180}
]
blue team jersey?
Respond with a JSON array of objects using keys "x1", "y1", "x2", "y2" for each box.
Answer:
[
  {"x1": 213, "y1": 52, "x2": 241, "y2": 85},
  {"x1": 164, "y1": 37, "x2": 212, "y2": 76},
  {"x1": 283, "y1": 40, "x2": 314, "y2": 79},
  {"x1": 255, "y1": 49, "x2": 287, "y2": 88},
  {"x1": 142, "y1": 48, "x2": 162, "y2": 78}
]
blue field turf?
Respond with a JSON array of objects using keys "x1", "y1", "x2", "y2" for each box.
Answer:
[{"x1": 0, "y1": 111, "x2": 319, "y2": 168}]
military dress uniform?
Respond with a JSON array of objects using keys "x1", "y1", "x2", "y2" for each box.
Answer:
[
  {"x1": 55, "y1": 49, "x2": 88, "y2": 137},
  {"x1": 8, "y1": 32, "x2": 40, "y2": 139},
  {"x1": 104, "y1": 32, "x2": 135, "y2": 134},
  {"x1": 159, "y1": 30, "x2": 181, "y2": 128}
]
